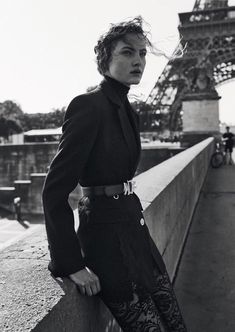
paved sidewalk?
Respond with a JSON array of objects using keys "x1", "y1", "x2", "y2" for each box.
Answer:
[
  {"x1": 174, "y1": 155, "x2": 235, "y2": 332},
  {"x1": 0, "y1": 217, "x2": 44, "y2": 251}
]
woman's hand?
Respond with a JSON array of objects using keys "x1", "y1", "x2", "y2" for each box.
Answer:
[{"x1": 69, "y1": 267, "x2": 101, "y2": 296}]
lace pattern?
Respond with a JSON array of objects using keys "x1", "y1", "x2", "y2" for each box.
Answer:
[{"x1": 102, "y1": 271, "x2": 187, "y2": 332}]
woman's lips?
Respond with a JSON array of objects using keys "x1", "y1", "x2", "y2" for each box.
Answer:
[{"x1": 130, "y1": 71, "x2": 141, "y2": 75}]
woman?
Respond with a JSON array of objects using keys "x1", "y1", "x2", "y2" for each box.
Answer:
[{"x1": 42, "y1": 17, "x2": 187, "y2": 331}]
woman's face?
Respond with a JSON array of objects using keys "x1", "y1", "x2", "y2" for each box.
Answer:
[{"x1": 105, "y1": 33, "x2": 147, "y2": 87}]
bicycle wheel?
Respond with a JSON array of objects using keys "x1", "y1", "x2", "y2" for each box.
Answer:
[{"x1": 210, "y1": 152, "x2": 224, "y2": 168}]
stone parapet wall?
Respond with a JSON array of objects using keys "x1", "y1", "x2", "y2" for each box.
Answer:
[
  {"x1": 135, "y1": 137, "x2": 214, "y2": 278},
  {"x1": 0, "y1": 142, "x2": 182, "y2": 187},
  {"x1": 0, "y1": 142, "x2": 183, "y2": 217},
  {"x1": 137, "y1": 145, "x2": 183, "y2": 175},
  {"x1": 0, "y1": 143, "x2": 58, "y2": 187},
  {"x1": 0, "y1": 138, "x2": 214, "y2": 331},
  {"x1": 0, "y1": 175, "x2": 46, "y2": 217}
]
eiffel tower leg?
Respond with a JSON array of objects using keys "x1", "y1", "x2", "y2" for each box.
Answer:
[{"x1": 181, "y1": 96, "x2": 221, "y2": 147}]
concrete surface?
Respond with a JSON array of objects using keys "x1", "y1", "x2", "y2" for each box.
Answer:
[
  {"x1": 137, "y1": 144, "x2": 184, "y2": 175},
  {"x1": 174, "y1": 154, "x2": 235, "y2": 332},
  {"x1": 0, "y1": 228, "x2": 121, "y2": 332},
  {"x1": 182, "y1": 99, "x2": 219, "y2": 132},
  {"x1": 0, "y1": 218, "x2": 42, "y2": 251},
  {"x1": 136, "y1": 137, "x2": 214, "y2": 278},
  {"x1": 0, "y1": 143, "x2": 57, "y2": 187}
]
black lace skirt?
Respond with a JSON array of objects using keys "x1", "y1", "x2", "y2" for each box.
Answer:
[{"x1": 77, "y1": 193, "x2": 166, "y2": 302}]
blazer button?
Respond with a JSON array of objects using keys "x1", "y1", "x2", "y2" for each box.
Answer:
[{"x1": 140, "y1": 218, "x2": 145, "y2": 226}]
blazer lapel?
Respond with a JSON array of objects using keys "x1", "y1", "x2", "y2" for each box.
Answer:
[
  {"x1": 126, "y1": 101, "x2": 141, "y2": 154},
  {"x1": 100, "y1": 80, "x2": 135, "y2": 160},
  {"x1": 118, "y1": 103, "x2": 136, "y2": 163}
]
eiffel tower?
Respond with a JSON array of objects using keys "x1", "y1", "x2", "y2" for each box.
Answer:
[{"x1": 145, "y1": 0, "x2": 235, "y2": 135}]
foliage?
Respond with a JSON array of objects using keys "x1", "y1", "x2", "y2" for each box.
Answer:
[
  {"x1": 0, "y1": 101, "x2": 23, "y2": 138},
  {"x1": 0, "y1": 100, "x2": 23, "y2": 124},
  {"x1": 0, "y1": 100, "x2": 66, "y2": 136},
  {"x1": 0, "y1": 97, "x2": 181, "y2": 138},
  {"x1": 0, "y1": 100, "x2": 24, "y2": 120},
  {"x1": 0, "y1": 116, "x2": 22, "y2": 139},
  {"x1": 21, "y1": 107, "x2": 66, "y2": 131},
  {"x1": 131, "y1": 100, "x2": 170, "y2": 132}
]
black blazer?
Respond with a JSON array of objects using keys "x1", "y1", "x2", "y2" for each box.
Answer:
[{"x1": 42, "y1": 78, "x2": 165, "y2": 301}]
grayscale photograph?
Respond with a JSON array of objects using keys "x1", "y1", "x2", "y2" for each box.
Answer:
[{"x1": 0, "y1": 1, "x2": 235, "y2": 331}]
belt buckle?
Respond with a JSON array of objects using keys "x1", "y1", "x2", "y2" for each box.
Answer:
[{"x1": 123, "y1": 180, "x2": 136, "y2": 195}]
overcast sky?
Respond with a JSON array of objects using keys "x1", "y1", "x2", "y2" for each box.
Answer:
[{"x1": 1, "y1": 0, "x2": 235, "y2": 124}]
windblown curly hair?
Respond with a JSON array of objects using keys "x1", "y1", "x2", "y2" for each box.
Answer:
[{"x1": 94, "y1": 16, "x2": 152, "y2": 75}]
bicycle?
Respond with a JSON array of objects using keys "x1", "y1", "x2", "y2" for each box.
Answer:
[{"x1": 210, "y1": 141, "x2": 225, "y2": 168}]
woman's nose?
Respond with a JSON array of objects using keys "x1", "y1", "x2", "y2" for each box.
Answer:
[
  {"x1": 133, "y1": 53, "x2": 145, "y2": 67},
  {"x1": 132, "y1": 54, "x2": 142, "y2": 66}
]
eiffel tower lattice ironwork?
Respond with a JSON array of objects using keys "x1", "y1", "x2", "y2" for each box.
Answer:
[{"x1": 145, "y1": 0, "x2": 235, "y2": 132}]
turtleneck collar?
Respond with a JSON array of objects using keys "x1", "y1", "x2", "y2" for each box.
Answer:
[{"x1": 104, "y1": 75, "x2": 130, "y2": 103}]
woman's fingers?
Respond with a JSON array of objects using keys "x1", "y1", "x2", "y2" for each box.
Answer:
[
  {"x1": 69, "y1": 268, "x2": 101, "y2": 296},
  {"x1": 91, "y1": 279, "x2": 100, "y2": 295},
  {"x1": 85, "y1": 284, "x2": 93, "y2": 296},
  {"x1": 88, "y1": 271, "x2": 100, "y2": 292},
  {"x1": 78, "y1": 285, "x2": 86, "y2": 295},
  {"x1": 85, "y1": 279, "x2": 100, "y2": 296},
  {"x1": 95, "y1": 277, "x2": 101, "y2": 293},
  {"x1": 87, "y1": 268, "x2": 101, "y2": 295}
]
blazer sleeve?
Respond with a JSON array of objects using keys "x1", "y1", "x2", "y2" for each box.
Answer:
[{"x1": 42, "y1": 95, "x2": 101, "y2": 277}]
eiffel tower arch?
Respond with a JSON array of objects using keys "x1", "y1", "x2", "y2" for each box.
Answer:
[{"x1": 146, "y1": 0, "x2": 235, "y2": 145}]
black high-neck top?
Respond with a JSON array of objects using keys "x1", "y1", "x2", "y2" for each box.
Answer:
[
  {"x1": 104, "y1": 75, "x2": 139, "y2": 180},
  {"x1": 104, "y1": 75, "x2": 130, "y2": 103}
]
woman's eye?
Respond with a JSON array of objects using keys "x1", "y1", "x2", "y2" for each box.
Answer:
[
  {"x1": 140, "y1": 51, "x2": 147, "y2": 57},
  {"x1": 123, "y1": 50, "x2": 132, "y2": 56}
]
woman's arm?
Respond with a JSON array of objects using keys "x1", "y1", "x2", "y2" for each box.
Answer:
[{"x1": 42, "y1": 94, "x2": 101, "y2": 278}]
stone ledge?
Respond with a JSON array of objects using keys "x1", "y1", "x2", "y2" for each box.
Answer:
[
  {"x1": 135, "y1": 137, "x2": 214, "y2": 206},
  {"x1": 135, "y1": 137, "x2": 214, "y2": 277},
  {"x1": 0, "y1": 228, "x2": 120, "y2": 332},
  {"x1": 0, "y1": 138, "x2": 214, "y2": 332}
]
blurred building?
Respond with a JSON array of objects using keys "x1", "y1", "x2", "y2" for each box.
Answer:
[
  {"x1": 0, "y1": 127, "x2": 62, "y2": 144},
  {"x1": 24, "y1": 127, "x2": 62, "y2": 143}
]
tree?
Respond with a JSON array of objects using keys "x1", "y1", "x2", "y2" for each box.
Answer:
[
  {"x1": 0, "y1": 100, "x2": 23, "y2": 137},
  {"x1": 131, "y1": 100, "x2": 172, "y2": 133},
  {"x1": 20, "y1": 107, "x2": 66, "y2": 131},
  {"x1": 0, "y1": 115, "x2": 22, "y2": 140},
  {"x1": 0, "y1": 99, "x2": 66, "y2": 133},
  {"x1": 48, "y1": 107, "x2": 66, "y2": 127},
  {"x1": 0, "y1": 100, "x2": 23, "y2": 120}
]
